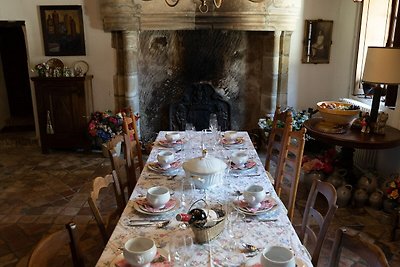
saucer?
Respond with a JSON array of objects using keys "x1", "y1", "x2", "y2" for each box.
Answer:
[
  {"x1": 158, "y1": 139, "x2": 185, "y2": 148},
  {"x1": 234, "y1": 196, "x2": 278, "y2": 215},
  {"x1": 221, "y1": 137, "x2": 244, "y2": 146},
  {"x1": 133, "y1": 197, "x2": 177, "y2": 215},
  {"x1": 147, "y1": 161, "x2": 181, "y2": 173},
  {"x1": 112, "y1": 248, "x2": 171, "y2": 267},
  {"x1": 230, "y1": 160, "x2": 257, "y2": 172},
  {"x1": 245, "y1": 252, "x2": 310, "y2": 267}
]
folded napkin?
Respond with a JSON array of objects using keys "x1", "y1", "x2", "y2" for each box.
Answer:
[
  {"x1": 114, "y1": 252, "x2": 172, "y2": 267},
  {"x1": 136, "y1": 198, "x2": 176, "y2": 213},
  {"x1": 235, "y1": 198, "x2": 276, "y2": 213},
  {"x1": 231, "y1": 160, "x2": 256, "y2": 170}
]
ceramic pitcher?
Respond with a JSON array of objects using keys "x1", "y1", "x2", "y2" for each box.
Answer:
[
  {"x1": 337, "y1": 184, "x2": 353, "y2": 208},
  {"x1": 369, "y1": 189, "x2": 384, "y2": 210},
  {"x1": 327, "y1": 168, "x2": 347, "y2": 188}
]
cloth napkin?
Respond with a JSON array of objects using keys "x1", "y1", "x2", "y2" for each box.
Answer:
[{"x1": 136, "y1": 198, "x2": 176, "y2": 213}]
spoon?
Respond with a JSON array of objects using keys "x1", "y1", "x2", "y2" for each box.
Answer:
[{"x1": 242, "y1": 243, "x2": 261, "y2": 253}]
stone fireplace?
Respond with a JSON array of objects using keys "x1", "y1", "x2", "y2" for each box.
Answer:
[{"x1": 99, "y1": 0, "x2": 300, "y2": 141}]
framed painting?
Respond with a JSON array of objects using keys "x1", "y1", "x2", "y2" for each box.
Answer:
[
  {"x1": 302, "y1": 20, "x2": 333, "y2": 64},
  {"x1": 39, "y1": 5, "x2": 86, "y2": 56}
]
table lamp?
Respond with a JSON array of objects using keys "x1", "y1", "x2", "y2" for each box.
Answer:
[{"x1": 362, "y1": 47, "x2": 400, "y2": 123}]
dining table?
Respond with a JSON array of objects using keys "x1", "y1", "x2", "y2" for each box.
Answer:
[{"x1": 95, "y1": 131, "x2": 313, "y2": 267}]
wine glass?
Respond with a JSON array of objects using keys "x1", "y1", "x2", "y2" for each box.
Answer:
[
  {"x1": 185, "y1": 123, "x2": 195, "y2": 149},
  {"x1": 170, "y1": 235, "x2": 194, "y2": 267},
  {"x1": 178, "y1": 179, "x2": 195, "y2": 229}
]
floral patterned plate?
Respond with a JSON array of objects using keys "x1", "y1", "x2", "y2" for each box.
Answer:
[
  {"x1": 158, "y1": 139, "x2": 185, "y2": 148},
  {"x1": 221, "y1": 137, "x2": 245, "y2": 146},
  {"x1": 147, "y1": 161, "x2": 181, "y2": 173},
  {"x1": 133, "y1": 197, "x2": 178, "y2": 215},
  {"x1": 112, "y1": 248, "x2": 172, "y2": 267},
  {"x1": 233, "y1": 196, "x2": 278, "y2": 216},
  {"x1": 245, "y1": 252, "x2": 310, "y2": 267},
  {"x1": 230, "y1": 160, "x2": 257, "y2": 173}
]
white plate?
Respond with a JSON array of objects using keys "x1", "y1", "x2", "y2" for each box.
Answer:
[
  {"x1": 133, "y1": 197, "x2": 178, "y2": 216},
  {"x1": 221, "y1": 137, "x2": 244, "y2": 146},
  {"x1": 147, "y1": 161, "x2": 181, "y2": 173},
  {"x1": 245, "y1": 253, "x2": 311, "y2": 267},
  {"x1": 73, "y1": 60, "x2": 89, "y2": 75},
  {"x1": 111, "y1": 248, "x2": 170, "y2": 267},
  {"x1": 233, "y1": 196, "x2": 278, "y2": 216},
  {"x1": 158, "y1": 139, "x2": 185, "y2": 148}
]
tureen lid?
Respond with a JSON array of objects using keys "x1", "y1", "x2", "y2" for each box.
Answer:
[{"x1": 183, "y1": 149, "x2": 227, "y2": 175}]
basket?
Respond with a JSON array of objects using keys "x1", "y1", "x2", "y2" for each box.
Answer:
[{"x1": 188, "y1": 199, "x2": 226, "y2": 244}]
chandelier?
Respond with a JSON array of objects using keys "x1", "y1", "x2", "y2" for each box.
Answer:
[{"x1": 165, "y1": 0, "x2": 266, "y2": 13}]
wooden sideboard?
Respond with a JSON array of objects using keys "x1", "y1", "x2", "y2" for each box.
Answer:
[{"x1": 31, "y1": 76, "x2": 93, "y2": 153}]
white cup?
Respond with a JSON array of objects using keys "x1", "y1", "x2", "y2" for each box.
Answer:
[
  {"x1": 165, "y1": 132, "x2": 180, "y2": 143},
  {"x1": 243, "y1": 184, "x2": 266, "y2": 208},
  {"x1": 157, "y1": 150, "x2": 174, "y2": 168},
  {"x1": 224, "y1": 131, "x2": 238, "y2": 142},
  {"x1": 146, "y1": 186, "x2": 171, "y2": 209},
  {"x1": 231, "y1": 151, "x2": 249, "y2": 167},
  {"x1": 260, "y1": 246, "x2": 295, "y2": 267},
  {"x1": 123, "y1": 237, "x2": 157, "y2": 267}
]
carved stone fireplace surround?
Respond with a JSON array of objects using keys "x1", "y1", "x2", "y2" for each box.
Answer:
[{"x1": 100, "y1": 0, "x2": 300, "y2": 141}]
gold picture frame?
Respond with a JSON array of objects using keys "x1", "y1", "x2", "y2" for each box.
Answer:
[
  {"x1": 302, "y1": 20, "x2": 333, "y2": 64},
  {"x1": 39, "y1": 5, "x2": 86, "y2": 56}
]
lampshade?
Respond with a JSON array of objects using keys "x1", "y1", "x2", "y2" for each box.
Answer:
[{"x1": 362, "y1": 47, "x2": 400, "y2": 85}]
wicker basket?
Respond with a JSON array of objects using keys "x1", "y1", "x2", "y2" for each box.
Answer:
[{"x1": 188, "y1": 199, "x2": 226, "y2": 244}]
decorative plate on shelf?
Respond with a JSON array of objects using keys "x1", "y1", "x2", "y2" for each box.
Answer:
[
  {"x1": 46, "y1": 58, "x2": 64, "y2": 69},
  {"x1": 73, "y1": 60, "x2": 89, "y2": 76}
]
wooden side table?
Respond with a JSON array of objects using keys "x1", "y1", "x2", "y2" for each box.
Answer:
[{"x1": 304, "y1": 118, "x2": 400, "y2": 184}]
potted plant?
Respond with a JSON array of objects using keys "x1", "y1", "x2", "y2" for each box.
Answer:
[{"x1": 88, "y1": 110, "x2": 123, "y2": 157}]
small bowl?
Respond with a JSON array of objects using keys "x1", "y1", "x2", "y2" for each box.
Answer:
[{"x1": 317, "y1": 101, "x2": 360, "y2": 125}]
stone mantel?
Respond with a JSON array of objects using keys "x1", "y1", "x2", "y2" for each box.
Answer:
[
  {"x1": 100, "y1": 0, "x2": 300, "y2": 31},
  {"x1": 98, "y1": 0, "x2": 300, "y2": 141}
]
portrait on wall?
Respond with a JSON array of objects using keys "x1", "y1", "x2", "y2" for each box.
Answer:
[
  {"x1": 39, "y1": 5, "x2": 86, "y2": 56},
  {"x1": 302, "y1": 20, "x2": 333, "y2": 64}
]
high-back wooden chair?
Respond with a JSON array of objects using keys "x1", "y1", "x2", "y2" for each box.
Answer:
[
  {"x1": 88, "y1": 171, "x2": 125, "y2": 245},
  {"x1": 108, "y1": 146, "x2": 131, "y2": 204},
  {"x1": 275, "y1": 127, "x2": 307, "y2": 222},
  {"x1": 264, "y1": 107, "x2": 293, "y2": 183},
  {"x1": 297, "y1": 179, "x2": 338, "y2": 266},
  {"x1": 27, "y1": 222, "x2": 84, "y2": 267},
  {"x1": 328, "y1": 227, "x2": 389, "y2": 267},
  {"x1": 122, "y1": 108, "x2": 144, "y2": 172}
]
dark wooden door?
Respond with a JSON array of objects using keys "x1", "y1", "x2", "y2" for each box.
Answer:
[{"x1": 0, "y1": 22, "x2": 33, "y2": 117}]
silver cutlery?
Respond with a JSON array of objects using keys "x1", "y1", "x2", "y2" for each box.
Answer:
[{"x1": 126, "y1": 220, "x2": 170, "y2": 228}]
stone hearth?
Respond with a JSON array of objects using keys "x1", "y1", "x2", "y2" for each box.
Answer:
[{"x1": 99, "y1": 0, "x2": 300, "y2": 141}]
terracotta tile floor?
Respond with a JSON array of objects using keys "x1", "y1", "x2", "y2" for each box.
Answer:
[{"x1": 0, "y1": 132, "x2": 399, "y2": 266}]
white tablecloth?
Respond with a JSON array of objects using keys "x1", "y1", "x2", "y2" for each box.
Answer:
[{"x1": 95, "y1": 131, "x2": 313, "y2": 267}]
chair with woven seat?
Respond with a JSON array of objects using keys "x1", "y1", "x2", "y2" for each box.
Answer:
[
  {"x1": 328, "y1": 227, "x2": 389, "y2": 267},
  {"x1": 88, "y1": 170, "x2": 125, "y2": 245},
  {"x1": 122, "y1": 108, "x2": 144, "y2": 172},
  {"x1": 275, "y1": 127, "x2": 307, "y2": 222},
  {"x1": 264, "y1": 106, "x2": 293, "y2": 184},
  {"x1": 24, "y1": 222, "x2": 84, "y2": 267},
  {"x1": 297, "y1": 178, "x2": 338, "y2": 266}
]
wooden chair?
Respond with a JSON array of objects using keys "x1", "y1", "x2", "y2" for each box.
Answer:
[
  {"x1": 264, "y1": 106, "x2": 293, "y2": 184},
  {"x1": 88, "y1": 171, "x2": 125, "y2": 245},
  {"x1": 275, "y1": 127, "x2": 307, "y2": 222},
  {"x1": 27, "y1": 222, "x2": 84, "y2": 267},
  {"x1": 297, "y1": 179, "x2": 338, "y2": 266},
  {"x1": 122, "y1": 108, "x2": 144, "y2": 172},
  {"x1": 108, "y1": 148, "x2": 131, "y2": 206},
  {"x1": 328, "y1": 227, "x2": 389, "y2": 267}
]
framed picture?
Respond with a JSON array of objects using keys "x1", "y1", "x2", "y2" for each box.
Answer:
[
  {"x1": 302, "y1": 20, "x2": 333, "y2": 64},
  {"x1": 39, "y1": 5, "x2": 86, "y2": 56}
]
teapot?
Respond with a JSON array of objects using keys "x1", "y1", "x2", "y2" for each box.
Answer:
[
  {"x1": 336, "y1": 184, "x2": 353, "y2": 208},
  {"x1": 369, "y1": 189, "x2": 384, "y2": 210},
  {"x1": 357, "y1": 174, "x2": 378, "y2": 193},
  {"x1": 327, "y1": 168, "x2": 347, "y2": 188}
]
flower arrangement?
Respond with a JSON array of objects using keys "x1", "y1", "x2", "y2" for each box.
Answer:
[
  {"x1": 386, "y1": 175, "x2": 400, "y2": 201},
  {"x1": 88, "y1": 110, "x2": 123, "y2": 144},
  {"x1": 301, "y1": 148, "x2": 337, "y2": 174},
  {"x1": 258, "y1": 107, "x2": 309, "y2": 133},
  {"x1": 34, "y1": 62, "x2": 48, "y2": 77}
]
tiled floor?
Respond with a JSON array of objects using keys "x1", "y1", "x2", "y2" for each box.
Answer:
[{"x1": 0, "y1": 132, "x2": 399, "y2": 266}]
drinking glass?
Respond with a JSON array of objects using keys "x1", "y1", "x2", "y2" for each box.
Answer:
[
  {"x1": 178, "y1": 179, "x2": 196, "y2": 229},
  {"x1": 209, "y1": 113, "x2": 218, "y2": 131},
  {"x1": 170, "y1": 235, "x2": 194, "y2": 267},
  {"x1": 185, "y1": 123, "x2": 195, "y2": 149}
]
